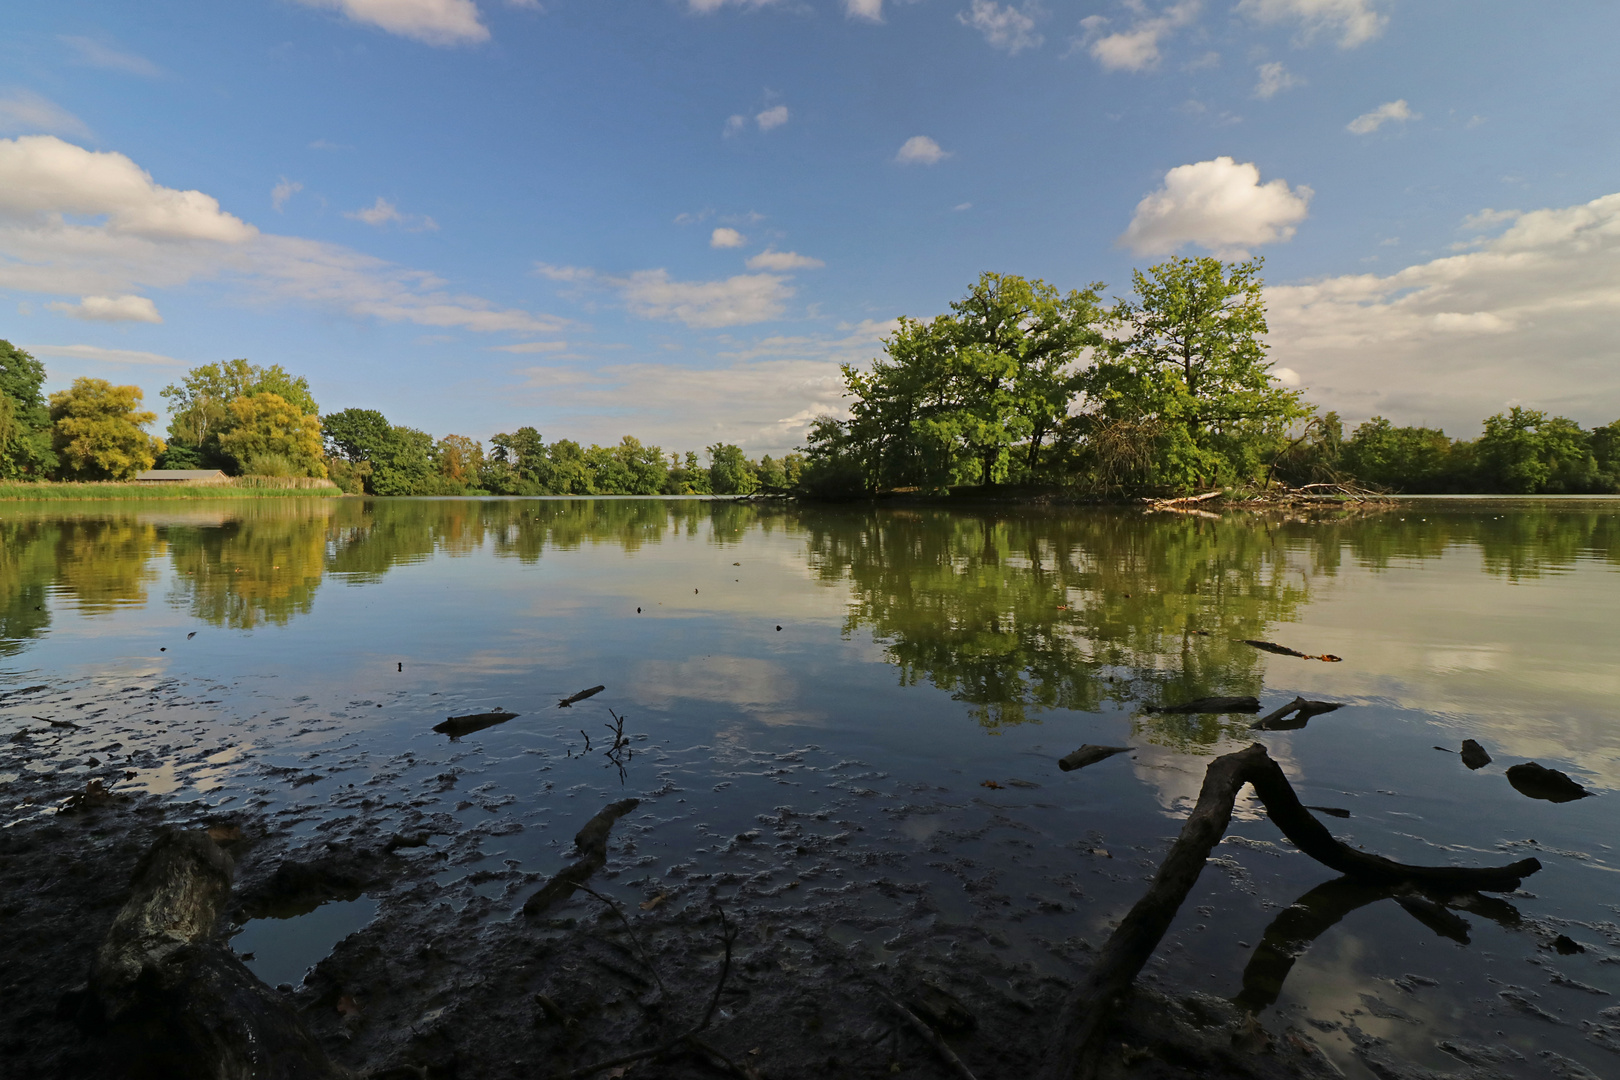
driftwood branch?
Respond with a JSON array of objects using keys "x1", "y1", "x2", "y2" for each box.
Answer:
[
  {"x1": 1036, "y1": 743, "x2": 1541, "y2": 1080},
  {"x1": 869, "y1": 984, "x2": 980, "y2": 1080},
  {"x1": 523, "y1": 798, "x2": 639, "y2": 917},
  {"x1": 1251, "y1": 696, "x2": 1344, "y2": 731},
  {"x1": 90, "y1": 828, "x2": 345, "y2": 1079}
]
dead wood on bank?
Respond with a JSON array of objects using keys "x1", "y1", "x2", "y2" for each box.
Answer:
[
  {"x1": 1058, "y1": 745, "x2": 1132, "y2": 772},
  {"x1": 522, "y1": 798, "x2": 640, "y2": 917},
  {"x1": 557, "y1": 685, "x2": 606, "y2": 709},
  {"x1": 1035, "y1": 742, "x2": 1542, "y2": 1080},
  {"x1": 432, "y1": 709, "x2": 518, "y2": 737},
  {"x1": 89, "y1": 828, "x2": 345, "y2": 1080}
]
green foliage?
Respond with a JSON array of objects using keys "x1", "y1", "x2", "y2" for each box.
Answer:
[
  {"x1": 663, "y1": 450, "x2": 712, "y2": 495},
  {"x1": 323, "y1": 408, "x2": 395, "y2": 464},
  {"x1": 585, "y1": 436, "x2": 667, "y2": 495},
  {"x1": 48, "y1": 378, "x2": 164, "y2": 481},
  {"x1": 162, "y1": 359, "x2": 319, "y2": 470},
  {"x1": 217, "y1": 393, "x2": 327, "y2": 477},
  {"x1": 1085, "y1": 256, "x2": 1310, "y2": 490},
  {"x1": 708, "y1": 443, "x2": 758, "y2": 495},
  {"x1": 0, "y1": 339, "x2": 56, "y2": 478},
  {"x1": 1339, "y1": 417, "x2": 1461, "y2": 492},
  {"x1": 370, "y1": 426, "x2": 437, "y2": 496},
  {"x1": 1477, "y1": 407, "x2": 1602, "y2": 494}
]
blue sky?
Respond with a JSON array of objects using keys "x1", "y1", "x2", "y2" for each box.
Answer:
[{"x1": 4, "y1": 0, "x2": 1619, "y2": 454}]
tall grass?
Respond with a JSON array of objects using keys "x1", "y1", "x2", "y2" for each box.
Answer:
[{"x1": 0, "y1": 477, "x2": 342, "y2": 501}]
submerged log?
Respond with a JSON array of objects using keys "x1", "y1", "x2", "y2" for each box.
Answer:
[
  {"x1": 433, "y1": 709, "x2": 518, "y2": 737},
  {"x1": 1145, "y1": 695, "x2": 1260, "y2": 715},
  {"x1": 89, "y1": 828, "x2": 344, "y2": 1079},
  {"x1": 1242, "y1": 640, "x2": 1343, "y2": 662},
  {"x1": 557, "y1": 685, "x2": 606, "y2": 709},
  {"x1": 1036, "y1": 743, "x2": 1541, "y2": 1080},
  {"x1": 1058, "y1": 745, "x2": 1132, "y2": 772},
  {"x1": 523, "y1": 798, "x2": 640, "y2": 917},
  {"x1": 1251, "y1": 696, "x2": 1344, "y2": 731},
  {"x1": 1506, "y1": 761, "x2": 1590, "y2": 803}
]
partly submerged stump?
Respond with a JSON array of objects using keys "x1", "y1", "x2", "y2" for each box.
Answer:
[
  {"x1": 1036, "y1": 743, "x2": 1541, "y2": 1080},
  {"x1": 89, "y1": 828, "x2": 345, "y2": 1080}
]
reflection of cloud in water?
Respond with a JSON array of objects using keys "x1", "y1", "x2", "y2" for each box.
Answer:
[
  {"x1": 633, "y1": 655, "x2": 819, "y2": 726},
  {"x1": 1128, "y1": 734, "x2": 1303, "y2": 820}
]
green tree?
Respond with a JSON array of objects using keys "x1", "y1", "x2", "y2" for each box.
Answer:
[
  {"x1": 1591, "y1": 419, "x2": 1620, "y2": 489},
  {"x1": 370, "y1": 426, "x2": 436, "y2": 495},
  {"x1": 217, "y1": 393, "x2": 327, "y2": 476},
  {"x1": 708, "y1": 443, "x2": 758, "y2": 495},
  {"x1": 323, "y1": 408, "x2": 395, "y2": 464},
  {"x1": 162, "y1": 359, "x2": 319, "y2": 470},
  {"x1": 1340, "y1": 417, "x2": 1460, "y2": 492},
  {"x1": 1085, "y1": 256, "x2": 1310, "y2": 491},
  {"x1": 586, "y1": 436, "x2": 667, "y2": 494},
  {"x1": 545, "y1": 439, "x2": 592, "y2": 494},
  {"x1": 48, "y1": 378, "x2": 164, "y2": 480},
  {"x1": 488, "y1": 426, "x2": 548, "y2": 493},
  {"x1": 435, "y1": 434, "x2": 484, "y2": 486},
  {"x1": 1476, "y1": 407, "x2": 1600, "y2": 493},
  {"x1": 0, "y1": 339, "x2": 56, "y2": 478}
]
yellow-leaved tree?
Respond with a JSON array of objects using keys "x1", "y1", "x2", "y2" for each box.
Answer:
[
  {"x1": 216, "y1": 392, "x2": 327, "y2": 477},
  {"x1": 48, "y1": 378, "x2": 164, "y2": 481}
]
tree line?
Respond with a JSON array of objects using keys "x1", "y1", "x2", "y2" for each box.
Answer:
[
  {"x1": 0, "y1": 342, "x2": 799, "y2": 496},
  {"x1": 4, "y1": 254, "x2": 1617, "y2": 497}
]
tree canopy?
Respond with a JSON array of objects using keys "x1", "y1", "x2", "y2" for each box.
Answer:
[
  {"x1": 0, "y1": 339, "x2": 55, "y2": 479},
  {"x1": 48, "y1": 378, "x2": 163, "y2": 481},
  {"x1": 161, "y1": 359, "x2": 319, "y2": 472}
]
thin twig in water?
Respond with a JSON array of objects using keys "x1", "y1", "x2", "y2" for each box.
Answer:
[
  {"x1": 573, "y1": 884, "x2": 667, "y2": 997},
  {"x1": 869, "y1": 983, "x2": 980, "y2": 1080}
]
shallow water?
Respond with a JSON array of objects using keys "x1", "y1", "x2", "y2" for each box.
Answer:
[{"x1": 4, "y1": 496, "x2": 1619, "y2": 1077}]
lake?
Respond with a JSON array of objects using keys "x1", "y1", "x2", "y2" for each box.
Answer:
[{"x1": 4, "y1": 496, "x2": 1619, "y2": 1078}]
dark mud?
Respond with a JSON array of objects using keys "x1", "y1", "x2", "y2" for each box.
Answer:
[{"x1": 4, "y1": 676, "x2": 1618, "y2": 1080}]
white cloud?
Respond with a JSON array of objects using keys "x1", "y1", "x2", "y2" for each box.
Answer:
[
  {"x1": 846, "y1": 0, "x2": 884, "y2": 21},
  {"x1": 1347, "y1": 99, "x2": 1416, "y2": 134},
  {"x1": 618, "y1": 269, "x2": 793, "y2": 328},
  {"x1": 1462, "y1": 208, "x2": 1521, "y2": 231},
  {"x1": 1079, "y1": 1, "x2": 1200, "y2": 73},
  {"x1": 26, "y1": 343, "x2": 183, "y2": 367},
  {"x1": 1236, "y1": 0, "x2": 1386, "y2": 48},
  {"x1": 755, "y1": 105, "x2": 789, "y2": 131},
  {"x1": 959, "y1": 1, "x2": 1043, "y2": 55},
  {"x1": 0, "y1": 91, "x2": 91, "y2": 138},
  {"x1": 723, "y1": 114, "x2": 748, "y2": 137},
  {"x1": 1119, "y1": 156, "x2": 1311, "y2": 259},
  {"x1": 58, "y1": 36, "x2": 163, "y2": 77},
  {"x1": 895, "y1": 135, "x2": 948, "y2": 165},
  {"x1": 491, "y1": 340, "x2": 568, "y2": 353},
  {"x1": 291, "y1": 0, "x2": 490, "y2": 46},
  {"x1": 954, "y1": 202, "x2": 973, "y2": 212},
  {"x1": 46, "y1": 294, "x2": 162, "y2": 323},
  {"x1": 345, "y1": 196, "x2": 438, "y2": 230},
  {"x1": 1273, "y1": 366, "x2": 1300, "y2": 386},
  {"x1": 746, "y1": 249, "x2": 825, "y2": 271},
  {"x1": 534, "y1": 263, "x2": 596, "y2": 282},
  {"x1": 0, "y1": 136, "x2": 256, "y2": 242},
  {"x1": 688, "y1": 0, "x2": 780, "y2": 12},
  {"x1": 710, "y1": 226, "x2": 747, "y2": 248},
  {"x1": 1264, "y1": 191, "x2": 1620, "y2": 433},
  {"x1": 1253, "y1": 61, "x2": 1303, "y2": 99},
  {"x1": 271, "y1": 178, "x2": 303, "y2": 212},
  {"x1": 0, "y1": 136, "x2": 566, "y2": 336}
]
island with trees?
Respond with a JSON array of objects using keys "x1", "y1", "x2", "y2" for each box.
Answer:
[{"x1": 3, "y1": 256, "x2": 1617, "y2": 500}]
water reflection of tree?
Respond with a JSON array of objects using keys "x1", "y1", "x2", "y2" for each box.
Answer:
[
  {"x1": 0, "y1": 518, "x2": 56, "y2": 655},
  {"x1": 805, "y1": 508, "x2": 1313, "y2": 738},
  {"x1": 167, "y1": 502, "x2": 335, "y2": 628}
]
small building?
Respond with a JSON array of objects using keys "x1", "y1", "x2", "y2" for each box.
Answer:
[{"x1": 132, "y1": 469, "x2": 231, "y2": 485}]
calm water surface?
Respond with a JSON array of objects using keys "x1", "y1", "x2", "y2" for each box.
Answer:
[{"x1": 4, "y1": 496, "x2": 1619, "y2": 1077}]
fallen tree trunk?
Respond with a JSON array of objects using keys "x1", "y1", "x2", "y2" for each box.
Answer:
[
  {"x1": 1035, "y1": 743, "x2": 1541, "y2": 1080},
  {"x1": 1058, "y1": 745, "x2": 1132, "y2": 772},
  {"x1": 523, "y1": 798, "x2": 640, "y2": 917},
  {"x1": 89, "y1": 828, "x2": 345, "y2": 1080},
  {"x1": 1251, "y1": 696, "x2": 1344, "y2": 731}
]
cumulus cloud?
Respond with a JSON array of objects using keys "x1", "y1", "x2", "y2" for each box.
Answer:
[
  {"x1": 345, "y1": 196, "x2": 438, "y2": 230},
  {"x1": 1263, "y1": 191, "x2": 1620, "y2": 432},
  {"x1": 1253, "y1": 61, "x2": 1303, "y2": 99},
  {"x1": 895, "y1": 135, "x2": 948, "y2": 165},
  {"x1": 710, "y1": 227, "x2": 747, "y2": 248},
  {"x1": 59, "y1": 36, "x2": 163, "y2": 77},
  {"x1": 491, "y1": 340, "x2": 568, "y2": 353},
  {"x1": 0, "y1": 91, "x2": 91, "y2": 138},
  {"x1": 271, "y1": 178, "x2": 303, "y2": 212},
  {"x1": 1347, "y1": 99, "x2": 1416, "y2": 134},
  {"x1": 1078, "y1": 1, "x2": 1200, "y2": 73},
  {"x1": 1236, "y1": 0, "x2": 1386, "y2": 48},
  {"x1": 746, "y1": 249, "x2": 825, "y2": 271},
  {"x1": 46, "y1": 294, "x2": 162, "y2": 323},
  {"x1": 0, "y1": 136, "x2": 566, "y2": 336},
  {"x1": 292, "y1": 0, "x2": 490, "y2": 46},
  {"x1": 618, "y1": 269, "x2": 793, "y2": 328},
  {"x1": 959, "y1": 1, "x2": 1043, "y2": 55},
  {"x1": 1462, "y1": 208, "x2": 1521, "y2": 231},
  {"x1": 846, "y1": 0, "x2": 884, "y2": 20},
  {"x1": 26, "y1": 343, "x2": 183, "y2": 367},
  {"x1": 1119, "y1": 156, "x2": 1311, "y2": 259},
  {"x1": 756, "y1": 105, "x2": 789, "y2": 131}
]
